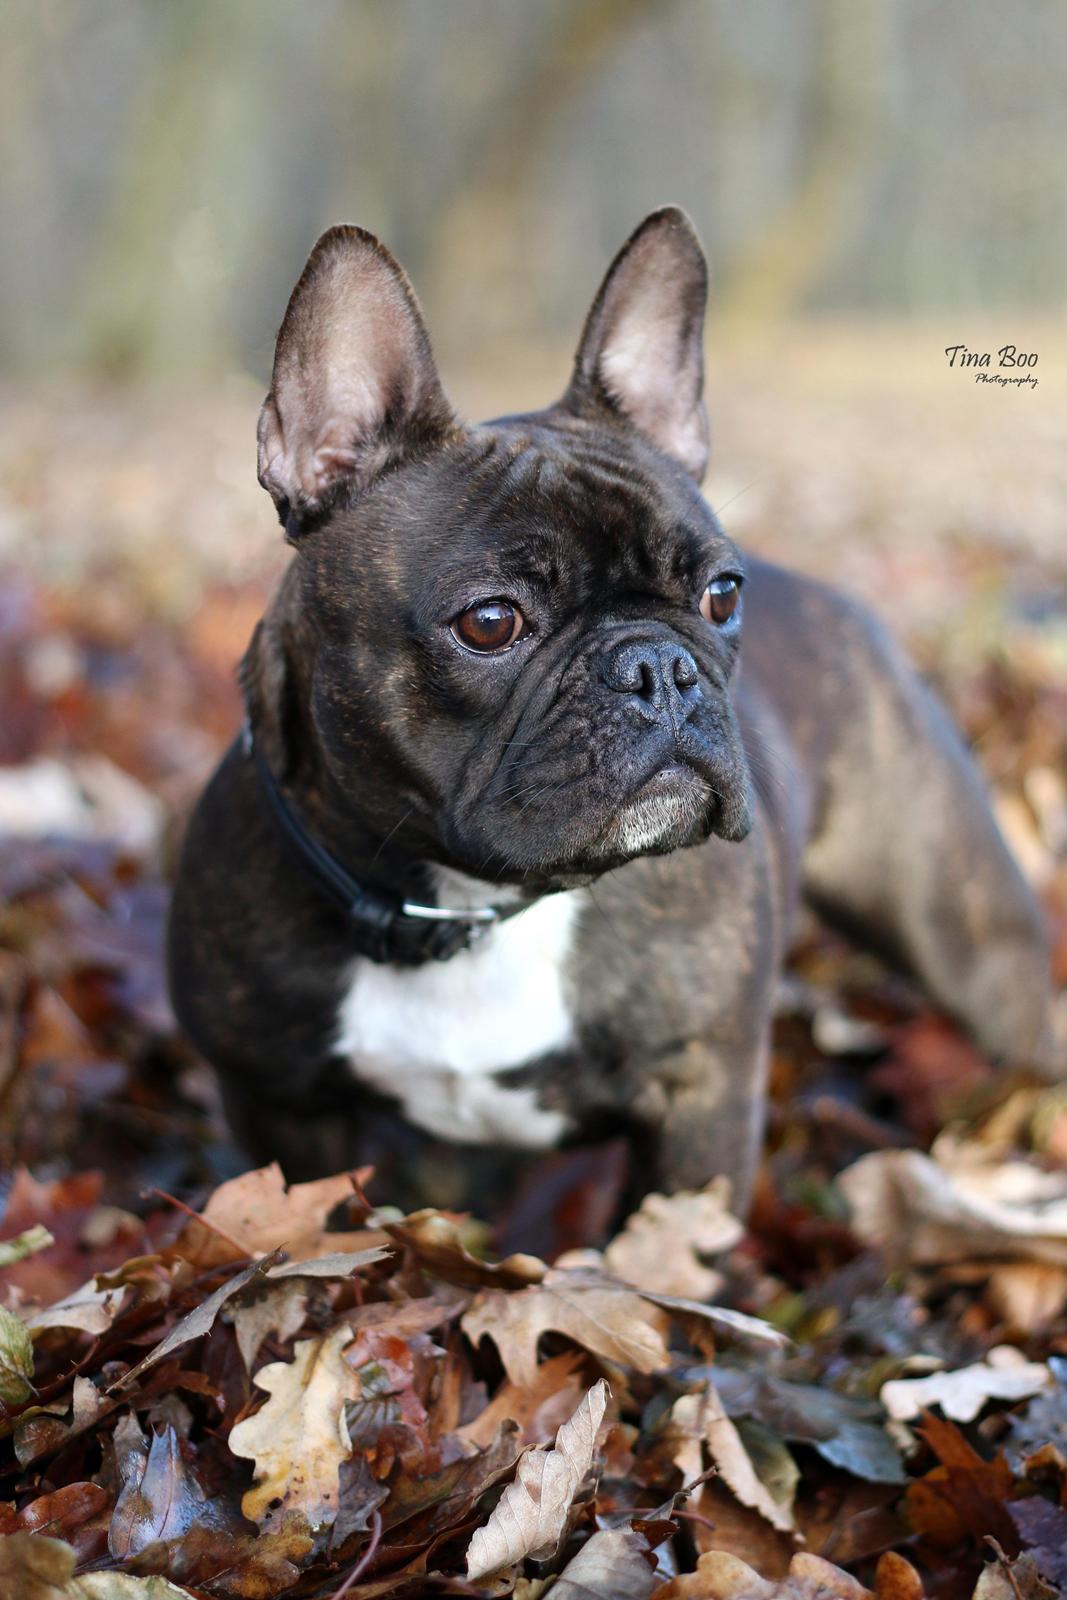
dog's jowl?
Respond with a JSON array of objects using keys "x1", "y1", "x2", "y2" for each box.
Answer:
[{"x1": 167, "y1": 209, "x2": 1056, "y2": 1211}]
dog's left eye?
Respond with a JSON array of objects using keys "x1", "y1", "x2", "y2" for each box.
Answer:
[
  {"x1": 451, "y1": 599, "x2": 527, "y2": 653},
  {"x1": 700, "y1": 576, "x2": 742, "y2": 626}
]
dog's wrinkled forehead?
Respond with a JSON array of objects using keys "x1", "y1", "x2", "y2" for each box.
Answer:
[
  {"x1": 259, "y1": 207, "x2": 717, "y2": 572},
  {"x1": 320, "y1": 413, "x2": 731, "y2": 617}
]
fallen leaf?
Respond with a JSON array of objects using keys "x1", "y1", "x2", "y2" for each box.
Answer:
[
  {"x1": 14, "y1": 1374, "x2": 117, "y2": 1467},
  {"x1": 465, "y1": 1379, "x2": 608, "y2": 1580},
  {"x1": 0, "y1": 1529, "x2": 202, "y2": 1599},
  {"x1": 552, "y1": 1527, "x2": 658, "y2": 1599},
  {"x1": 905, "y1": 1412, "x2": 1017, "y2": 1550},
  {"x1": 384, "y1": 1210, "x2": 545, "y2": 1289},
  {"x1": 457, "y1": 1351, "x2": 588, "y2": 1449},
  {"x1": 0, "y1": 1302, "x2": 35, "y2": 1404},
  {"x1": 0, "y1": 1529, "x2": 75, "y2": 1600},
  {"x1": 707, "y1": 1367, "x2": 906, "y2": 1485},
  {"x1": 233, "y1": 1277, "x2": 309, "y2": 1371},
  {"x1": 671, "y1": 1390, "x2": 795, "y2": 1534},
  {"x1": 464, "y1": 1275, "x2": 671, "y2": 1387},
  {"x1": 1008, "y1": 1497, "x2": 1067, "y2": 1585},
  {"x1": 881, "y1": 1348, "x2": 1050, "y2": 1422},
  {"x1": 114, "y1": 1251, "x2": 282, "y2": 1388},
  {"x1": 654, "y1": 1548, "x2": 926, "y2": 1599},
  {"x1": 0, "y1": 1224, "x2": 55, "y2": 1267},
  {"x1": 72, "y1": 1576, "x2": 197, "y2": 1598},
  {"x1": 229, "y1": 1321, "x2": 362, "y2": 1531},
  {"x1": 1010, "y1": 1357, "x2": 1067, "y2": 1462},
  {"x1": 266, "y1": 1246, "x2": 392, "y2": 1278},
  {"x1": 869, "y1": 1552, "x2": 927, "y2": 1600},
  {"x1": 383, "y1": 1420, "x2": 523, "y2": 1541},
  {"x1": 179, "y1": 1162, "x2": 384, "y2": 1266},
  {"x1": 4, "y1": 1480, "x2": 110, "y2": 1562},
  {"x1": 29, "y1": 1276, "x2": 131, "y2": 1337},
  {"x1": 972, "y1": 1551, "x2": 1060, "y2": 1600},
  {"x1": 652, "y1": 1547, "x2": 875, "y2": 1598},
  {"x1": 986, "y1": 1262, "x2": 1067, "y2": 1332},
  {"x1": 599, "y1": 1178, "x2": 743, "y2": 1300},
  {"x1": 109, "y1": 1414, "x2": 232, "y2": 1558},
  {"x1": 839, "y1": 1139, "x2": 1067, "y2": 1268}
]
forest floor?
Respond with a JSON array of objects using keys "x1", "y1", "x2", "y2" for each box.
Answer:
[{"x1": 1, "y1": 330, "x2": 1066, "y2": 1598}]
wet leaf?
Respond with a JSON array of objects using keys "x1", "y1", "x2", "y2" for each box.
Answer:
[{"x1": 109, "y1": 1414, "x2": 233, "y2": 1557}]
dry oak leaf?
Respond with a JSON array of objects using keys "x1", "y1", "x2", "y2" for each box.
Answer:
[
  {"x1": 881, "y1": 1346, "x2": 1050, "y2": 1422},
  {"x1": 600, "y1": 1178, "x2": 744, "y2": 1301},
  {"x1": 905, "y1": 1411, "x2": 1016, "y2": 1551},
  {"x1": 465, "y1": 1379, "x2": 608, "y2": 1581},
  {"x1": 457, "y1": 1351, "x2": 588, "y2": 1450},
  {"x1": 652, "y1": 1548, "x2": 925, "y2": 1599},
  {"x1": 229, "y1": 1321, "x2": 362, "y2": 1531},
  {"x1": 176, "y1": 1161, "x2": 386, "y2": 1267},
  {"x1": 463, "y1": 1272, "x2": 671, "y2": 1387}
]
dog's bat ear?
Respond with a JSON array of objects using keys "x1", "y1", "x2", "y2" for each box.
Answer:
[
  {"x1": 257, "y1": 226, "x2": 454, "y2": 533},
  {"x1": 563, "y1": 207, "x2": 710, "y2": 483}
]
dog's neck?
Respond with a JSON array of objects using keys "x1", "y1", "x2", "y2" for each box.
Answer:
[{"x1": 243, "y1": 717, "x2": 538, "y2": 964}]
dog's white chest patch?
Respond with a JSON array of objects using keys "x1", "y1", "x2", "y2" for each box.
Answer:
[{"x1": 335, "y1": 886, "x2": 581, "y2": 1147}]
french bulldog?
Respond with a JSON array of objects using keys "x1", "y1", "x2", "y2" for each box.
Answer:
[{"x1": 167, "y1": 208, "x2": 1056, "y2": 1212}]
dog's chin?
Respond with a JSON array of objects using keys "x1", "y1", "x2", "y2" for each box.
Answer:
[
  {"x1": 588, "y1": 766, "x2": 719, "y2": 864},
  {"x1": 441, "y1": 766, "x2": 750, "y2": 892}
]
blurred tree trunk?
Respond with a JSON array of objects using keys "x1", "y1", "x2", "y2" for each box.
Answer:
[
  {"x1": 427, "y1": 0, "x2": 671, "y2": 337},
  {"x1": 718, "y1": 0, "x2": 890, "y2": 322}
]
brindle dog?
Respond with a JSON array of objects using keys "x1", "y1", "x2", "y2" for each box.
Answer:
[{"x1": 168, "y1": 209, "x2": 1056, "y2": 1213}]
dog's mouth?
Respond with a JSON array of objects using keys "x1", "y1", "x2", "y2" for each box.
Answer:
[{"x1": 591, "y1": 761, "x2": 717, "y2": 861}]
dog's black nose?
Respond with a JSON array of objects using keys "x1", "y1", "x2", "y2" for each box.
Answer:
[{"x1": 603, "y1": 639, "x2": 701, "y2": 718}]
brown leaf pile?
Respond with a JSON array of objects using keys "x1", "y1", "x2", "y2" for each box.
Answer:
[{"x1": 2, "y1": 437, "x2": 1067, "y2": 1597}]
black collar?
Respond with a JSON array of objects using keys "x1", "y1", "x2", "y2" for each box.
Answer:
[{"x1": 243, "y1": 721, "x2": 527, "y2": 964}]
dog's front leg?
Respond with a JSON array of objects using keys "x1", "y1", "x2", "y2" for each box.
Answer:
[{"x1": 631, "y1": 1029, "x2": 770, "y2": 1212}]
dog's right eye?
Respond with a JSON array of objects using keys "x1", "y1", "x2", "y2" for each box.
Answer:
[{"x1": 451, "y1": 599, "x2": 527, "y2": 653}]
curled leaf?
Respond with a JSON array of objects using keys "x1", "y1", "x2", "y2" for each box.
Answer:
[{"x1": 466, "y1": 1379, "x2": 608, "y2": 1580}]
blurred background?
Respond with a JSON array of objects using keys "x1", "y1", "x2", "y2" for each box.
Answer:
[{"x1": 0, "y1": 0, "x2": 1064, "y2": 1194}]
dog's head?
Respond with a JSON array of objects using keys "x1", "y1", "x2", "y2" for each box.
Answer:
[{"x1": 249, "y1": 209, "x2": 753, "y2": 888}]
